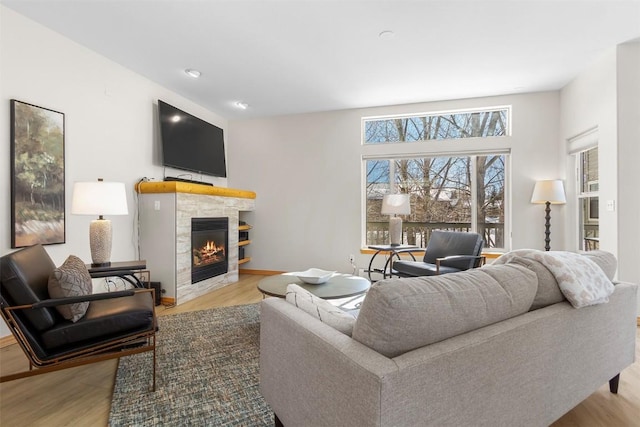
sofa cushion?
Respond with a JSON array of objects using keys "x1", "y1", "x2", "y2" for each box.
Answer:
[
  {"x1": 40, "y1": 290, "x2": 155, "y2": 352},
  {"x1": 507, "y1": 257, "x2": 565, "y2": 310},
  {"x1": 48, "y1": 255, "x2": 92, "y2": 322},
  {"x1": 352, "y1": 264, "x2": 537, "y2": 358},
  {"x1": 581, "y1": 250, "x2": 617, "y2": 280},
  {"x1": 285, "y1": 284, "x2": 356, "y2": 336}
]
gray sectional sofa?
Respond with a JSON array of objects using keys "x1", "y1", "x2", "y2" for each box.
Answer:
[{"x1": 259, "y1": 251, "x2": 638, "y2": 426}]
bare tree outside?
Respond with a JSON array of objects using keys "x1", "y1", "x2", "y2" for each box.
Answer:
[{"x1": 364, "y1": 109, "x2": 507, "y2": 248}]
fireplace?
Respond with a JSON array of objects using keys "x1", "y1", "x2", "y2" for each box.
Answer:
[{"x1": 191, "y1": 217, "x2": 228, "y2": 284}]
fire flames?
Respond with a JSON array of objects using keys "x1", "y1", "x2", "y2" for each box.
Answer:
[{"x1": 193, "y1": 240, "x2": 225, "y2": 266}]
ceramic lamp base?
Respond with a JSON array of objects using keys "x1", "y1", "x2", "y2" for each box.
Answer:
[
  {"x1": 89, "y1": 219, "x2": 112, "y2": 265},
  {"x1": 389, "y1": 216, "x2": 403, "y2": 246}
]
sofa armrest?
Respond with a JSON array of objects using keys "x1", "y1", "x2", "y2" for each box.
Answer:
[{"x1": 260, "y1": 298, "x2": 397, "y2": 427}]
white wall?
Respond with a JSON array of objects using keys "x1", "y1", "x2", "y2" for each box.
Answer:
[
  {"x1": 616, "y1": 41, "x2": 640, "y2": 313},
  {"x1": 228, "y1": 92, "x2": 563, "y2": 273},
  {"x1": 560, "y1": 42, "x2": 640, "y2": 314},
  {"x1": 0, "y1": 7, "x2": 228, "y2": 336},
  {"x1": 560, "y1": 48, "x2": 618, "y2": 255}
]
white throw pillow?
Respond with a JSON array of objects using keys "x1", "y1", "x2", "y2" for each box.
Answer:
[{"x1": 285, "y1": 284, "x2": 356, "y2": 336}]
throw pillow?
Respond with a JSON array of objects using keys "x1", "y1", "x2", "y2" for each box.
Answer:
[
  {"x1": 285, "y1": 284, "x2": 356, "y2": 336},
  {"x1": 48, "y1": 255, "x2": 92, "y2": 322}
]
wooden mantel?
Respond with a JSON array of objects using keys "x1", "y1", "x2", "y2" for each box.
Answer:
[{"x1": 135, "y1": 181, "x2": 256, "y2": 199}]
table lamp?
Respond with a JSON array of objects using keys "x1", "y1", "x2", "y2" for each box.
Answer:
[
  {"x1": 71, "y1": 179, "x2": 128, "y2": 266},
  {"x1": 381, "y1": 194, "x2": 411, "y2": 246},
  {"x1": 531, "y1": 179, "x2": 566, "y2": 251}
]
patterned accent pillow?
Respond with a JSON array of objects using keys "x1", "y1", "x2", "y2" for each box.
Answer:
[
  {"x1": 48, "y1": 255, "x2": 92, "y2": 322},
  {"x1": 285, "y1": 284, "x2": 356, "y2": 336}
]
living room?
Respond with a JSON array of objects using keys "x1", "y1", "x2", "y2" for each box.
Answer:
[{"x1": 0, "y1": 1, "x2": 639, "y2": 425}]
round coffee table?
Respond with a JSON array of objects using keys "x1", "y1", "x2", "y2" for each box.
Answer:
[{"x1": 257, "y1": 273, "x2": 370, "y2": 299}]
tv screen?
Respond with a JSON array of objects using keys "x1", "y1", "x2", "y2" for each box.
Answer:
[{"x1": 158, "y1": 100, "x2": 227, "y2": 178}]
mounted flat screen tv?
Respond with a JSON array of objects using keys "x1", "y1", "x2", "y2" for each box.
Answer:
[{"x1": 158, "y1": 100, "x2": 227, "y2": 178}]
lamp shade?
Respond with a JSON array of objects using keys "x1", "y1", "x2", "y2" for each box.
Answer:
[
  {"x1": 530, "y1": 180, "x2": 566, "y2": 204},
  {"x1": 71, "y1": 181, "x2": 129, "y2": 216},
  {"x1": 381, "y1": 194, "x2": 411, "y2": 215}
]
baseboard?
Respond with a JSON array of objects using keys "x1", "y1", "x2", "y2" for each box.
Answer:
[
  {"x1": 161, "y1": 296, "x2": 176, "y2": 306},
  {"x1": 0, "y1": 334, "x2": 17, "y2": 349},
  {"x1": 239, "y1": 268, "x2": 283, "y2": 276}
]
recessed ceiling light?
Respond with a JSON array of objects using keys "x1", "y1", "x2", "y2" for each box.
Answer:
[
  {"x1": 379, "y1": 30, "x2": 395, "y2": 40},
  {"x1": 235, "y1": 101, "x2": 249, "y2": 110},
  {"x1": 184, "y1": 68, "x2": 201, "y2": 78}
]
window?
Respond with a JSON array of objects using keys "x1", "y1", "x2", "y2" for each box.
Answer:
[
  {"x1": 364, "y1": 108, "x2": 509, "y2": 144},
  {"x1": 362, "y1": 107, "x2": 510, "y2": 250},
  {"x1": 577, "y1": 147, "x2": 599, "y2": 250},
  {"x1": 365, "y1": 154, "x2": 506, "y2": 249}
]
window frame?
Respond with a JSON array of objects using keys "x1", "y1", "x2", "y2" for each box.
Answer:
[
  {"x1": 360, "y1": 106, "x2": 513, "y2": 252},
  {"x1": 575, "y1": 146, "x2": 599, "y2": 250}
]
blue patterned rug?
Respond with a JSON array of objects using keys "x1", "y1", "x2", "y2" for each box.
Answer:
[{"x1": 108, "y1": 304, "x2": 272, "y2": 426}]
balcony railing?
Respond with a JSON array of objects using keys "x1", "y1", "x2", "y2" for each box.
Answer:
[{"x1": 366, "y1": 221, "x2": 505, "y2": 249}]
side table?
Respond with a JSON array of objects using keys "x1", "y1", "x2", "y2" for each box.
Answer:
[
  {"x1": 366, "y1": 245, "x2": 419, "y2": 280},
  {"x1": 87, "y1": 260, "x2": 148, "y2": 289}
]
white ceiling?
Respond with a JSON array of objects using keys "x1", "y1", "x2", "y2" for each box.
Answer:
[{"x1": 3, "y1": 0, "x2": 640, "y2": 120}]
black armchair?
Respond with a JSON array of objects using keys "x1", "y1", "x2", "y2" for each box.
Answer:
[
  {"x1": 392, "y1": 230, "x2": 485, "y2": 277},
  {"x1": 0, "y1": 245, "x2": 156, "y2": 390}
]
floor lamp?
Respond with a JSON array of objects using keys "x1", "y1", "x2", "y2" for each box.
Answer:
[
  {"x1": 381, "y1": 194, "x2": 411, "y2": 246},
  {"x1": 531, "y1": 179, "x2": 566, "y2": 251},
  {"x1": 71, "y1": 179, "x2": 129, "y2": 266}
]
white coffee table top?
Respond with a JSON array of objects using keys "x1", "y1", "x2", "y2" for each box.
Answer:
[{"x1": 257, "y1": 272, "x2": 370, "y2": 299}]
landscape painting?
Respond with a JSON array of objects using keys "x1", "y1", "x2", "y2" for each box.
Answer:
[{"x1": 10, "y1": 99, "x2": 65, "y2": 248}]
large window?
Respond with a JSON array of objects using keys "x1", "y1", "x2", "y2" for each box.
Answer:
[
  {"x1": 365, "y1": 154, "x2": 506, "y2": 249},
  {"x1": 363, "y1": 108, "x2": 509, "y2": 250}
]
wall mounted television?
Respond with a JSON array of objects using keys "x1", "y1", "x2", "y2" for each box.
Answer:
[{"x1": 158, "y1": 100, "x2": 227, "y2": 178}]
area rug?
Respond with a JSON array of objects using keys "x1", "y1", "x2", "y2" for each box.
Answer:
[{"x1": 108, "y1": 304, "x2": 273, "y2": 426}]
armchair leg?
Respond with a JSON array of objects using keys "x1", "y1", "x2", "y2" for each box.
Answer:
[{"x1": 609, "y1": 374, "x2": 620, "y2": 394}]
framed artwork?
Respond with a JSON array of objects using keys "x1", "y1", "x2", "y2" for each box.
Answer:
[{"x1": 10, "y1": 99, "x2": 66, "y2": 248}]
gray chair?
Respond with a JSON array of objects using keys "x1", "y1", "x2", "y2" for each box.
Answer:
[{"x1": 392, "y1": 230, "x2": 485, "y2": 277}]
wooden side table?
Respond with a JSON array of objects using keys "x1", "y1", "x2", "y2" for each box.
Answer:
[{"x1": 87, "y1": 260, "x2": 148, "y2": 289}]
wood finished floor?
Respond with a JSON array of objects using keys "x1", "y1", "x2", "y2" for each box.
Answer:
[{"x1": 0, "y1": 274, "x2": 638, "y2": 426}]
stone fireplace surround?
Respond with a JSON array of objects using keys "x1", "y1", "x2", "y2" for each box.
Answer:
[{"x1": 136, "y1": 182, "x2": 256, "y2": 305}]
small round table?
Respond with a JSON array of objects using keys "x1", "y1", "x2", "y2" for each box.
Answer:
[{"x1": 257, "y1": 273, "x2": 370, "y2": 299}]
